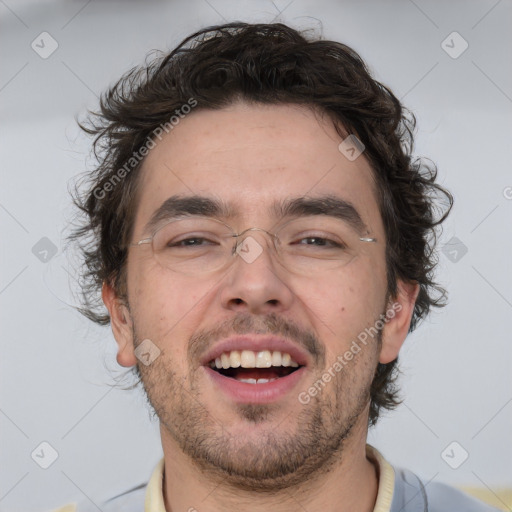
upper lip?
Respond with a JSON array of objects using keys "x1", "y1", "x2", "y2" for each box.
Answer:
[{"x1": 201, "y1": 335, "x2": 311, "y2": 367}]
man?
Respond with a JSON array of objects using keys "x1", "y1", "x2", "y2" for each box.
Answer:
[{"x1": 60, "y1": 22, "x2": 499, "y2": 512}]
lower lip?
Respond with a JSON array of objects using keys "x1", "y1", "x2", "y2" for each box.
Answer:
[{"x1": 204, "y1": 366, "x2": 307, "y2": 404}]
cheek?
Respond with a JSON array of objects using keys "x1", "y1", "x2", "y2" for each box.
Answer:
[
  {"x1": 128, "y1": 264, "x2": 207, "y2": 348},
  {"x1": 296, "y1": 265, "x2": 385, "y2": 353}
]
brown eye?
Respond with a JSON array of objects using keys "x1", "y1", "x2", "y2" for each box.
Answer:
[
  {"x1": 167, "y1": 237, "x2": 216, "y2": 248},
  {"x1": 295, "y1": 237, "x2": 345, "y2": 248}
]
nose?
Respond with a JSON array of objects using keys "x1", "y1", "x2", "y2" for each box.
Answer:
[{"x1": 219, "y1": 231, "x2": 295, "y2": 315}]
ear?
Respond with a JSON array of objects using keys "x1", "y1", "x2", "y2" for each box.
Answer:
[
  {"x1": 379, "y1": 279, "x2": 420, "y2": 364},
  {"x1": 102, "y1": 281, "x2": 137, "y2": 367}
]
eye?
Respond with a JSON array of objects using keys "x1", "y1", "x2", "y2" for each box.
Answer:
[
  {"x1": 291, "y1": 234, "x2": 347, "y2": 250},
  {"x1": 166, "y1": 236, "x2": 218, "y2": 248},
  {"x1": 296, "y1": 236, "x2": 341, "y2": 247}
]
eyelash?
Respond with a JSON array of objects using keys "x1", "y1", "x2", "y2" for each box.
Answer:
[{"x1": 294, "y1": 236, "x2": 345, "y2": 248}]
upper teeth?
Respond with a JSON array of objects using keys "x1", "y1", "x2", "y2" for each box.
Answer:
[{"x1": 211, "y1": 350, "x2": 299, "y2": 369}]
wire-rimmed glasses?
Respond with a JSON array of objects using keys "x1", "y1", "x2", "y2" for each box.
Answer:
[{"x1": 130, "y1": 215, "x2": 377, "y2": 276}]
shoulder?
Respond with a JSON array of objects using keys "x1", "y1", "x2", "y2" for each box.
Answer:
[
  {"x1": 392, "y1": 466, "x2": 502, "y2": 512},
  {"x1": 51, "y1": 483, "x2": 146, "y2": 512},
  {"x1": 51, "y1": 457, "x2": 164, "y2": 512}
]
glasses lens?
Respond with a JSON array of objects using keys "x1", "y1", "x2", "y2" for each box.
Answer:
[
  {"x1": 274, "y1": 216, "x2": 364, "y2": 274},
  {"x1": 151, "y1": 217, "x2": 233, "y2": 274}
]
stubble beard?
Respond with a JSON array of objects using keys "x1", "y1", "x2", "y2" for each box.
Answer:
[{"x1": 134, "y1": 313, "x2": 378, "y2": 492}]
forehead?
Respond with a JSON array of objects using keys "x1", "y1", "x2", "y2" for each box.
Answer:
[{"x1": 132, "y1": 102, "x2": 382, "y2": 237}]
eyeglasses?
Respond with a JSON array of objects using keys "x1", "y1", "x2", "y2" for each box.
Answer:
[{"x1": 130, "y1": 215, "x2": 377, "y2": 276}]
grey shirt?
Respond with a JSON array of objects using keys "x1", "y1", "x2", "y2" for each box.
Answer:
[{"x1": 54, "y1": 447, "x2": 502, "y2": 511}]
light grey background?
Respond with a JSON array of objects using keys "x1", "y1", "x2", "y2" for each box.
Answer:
[{"x1": 1, "y1": 0, "x2": 511, "y2": 510}]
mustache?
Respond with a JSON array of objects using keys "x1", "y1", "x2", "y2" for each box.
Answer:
[{"x1": 188, "y1": 312, "x2": 325, "y2": 365}]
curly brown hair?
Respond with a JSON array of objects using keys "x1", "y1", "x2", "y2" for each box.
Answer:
[{"x1": 68, "y1": 22, "x2": 453, "y2": 427}]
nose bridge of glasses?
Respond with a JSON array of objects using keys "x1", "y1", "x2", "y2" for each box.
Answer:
[
  {"x1": 231, "y1": 226, "x2": 280, "y2": 261},
  {"x1": 235, "y1": 226, "x2": 278, "y2": 245}
]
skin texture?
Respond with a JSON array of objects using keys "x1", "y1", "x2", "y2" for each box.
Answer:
[{"x1": 103, "y1": 102, "x2": 419, "y2": 512}]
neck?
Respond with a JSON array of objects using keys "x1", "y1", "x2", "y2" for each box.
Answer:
[{"x1": 160, "y1": 416, "x2": 379, "y2": 512}]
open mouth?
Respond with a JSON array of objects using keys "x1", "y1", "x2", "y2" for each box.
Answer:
[
  {"x1": 213, "y1": 366, "x2": 300, "y2": 384},
  {"x1": 208, "y1": 350, "x2": 304, "y2": 384}
]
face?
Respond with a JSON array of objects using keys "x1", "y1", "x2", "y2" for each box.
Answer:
[{"x1": 104, "y1": 102, "x2": 417, "y2": 490}]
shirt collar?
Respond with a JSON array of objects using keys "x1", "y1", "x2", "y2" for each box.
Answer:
[{"x1": 366, "y1": 444, "x2": 396, "y2": 512}]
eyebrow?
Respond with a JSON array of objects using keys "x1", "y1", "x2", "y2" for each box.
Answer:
[{"x1": 142, "y1": 194, "x2": 369, "y2": 236}]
